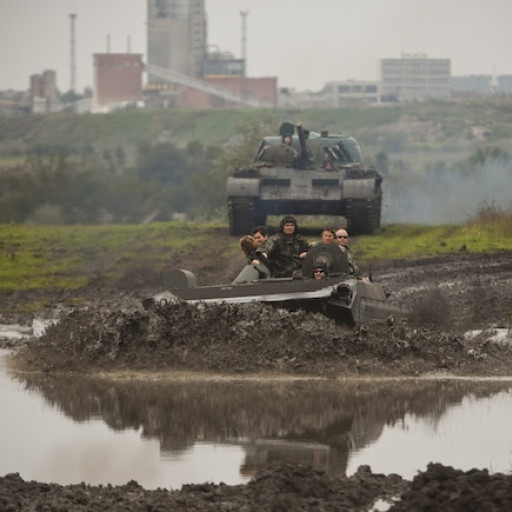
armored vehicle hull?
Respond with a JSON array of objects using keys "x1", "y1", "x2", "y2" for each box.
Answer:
[
  {"x1": 146, "y1": 246, "x2": 404, "y2": 326},
  {"x1": 149, "y1": 270, "x2": 401, "y2": 325},
  {"x1": 227, "y1": 123, "x2": 382, "y2": 236}
]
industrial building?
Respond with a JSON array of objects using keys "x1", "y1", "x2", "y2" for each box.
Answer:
[
  {"x1": 146, "y1": 0, "x2": 207, "y2": 86},
  {"x1": 30, "y1": 70, "x2": 58, "y2": 113},
  {"x1": 322, "y1": 80, "x2": 380, "y2": 107},
  {"x1": 10, "y1": 2, "x2": 276, "y2": 112},
  {"x1": 380, "y1": 54, "x2": 451, "y2": 102},
  {"x1": 179, "y1": 76, "x2": 277, "y2": 108},
  {"x1": 145, "y1": 0, "x2": 276, "y2": 108},
  {"x1": 93, "y1": 53, "x2": 143, "y2": 110}
]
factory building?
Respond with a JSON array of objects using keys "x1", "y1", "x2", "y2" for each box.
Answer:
[
  {"x1": 93, "y1": 53, "x2": 143, "y2": 110},
  {"x1": 147, "y1": 0, "x2": 206, "y2": 87},
  {"x1": 322, "y1": 80, "x2": 380, "y2": 107},
  {"x1": 380, "y1": 54, "x2": 451, "y2": 102},
  {"x1": 145, "y1": 0, "x2": 276, "y2": 108},
  {"x1": 203, "y1": 51, "x2": 244, "y2": 77},
  {"x1": 30, "y1": 70, "x2": 58, "y2": 113},
  {"x1": 179, "y1": 76, "x2": 278, "y2": 108}
]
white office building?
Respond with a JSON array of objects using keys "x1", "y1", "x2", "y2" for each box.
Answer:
[{"x1": 380, "y1": 54, "x2": 451, "y2": 102}]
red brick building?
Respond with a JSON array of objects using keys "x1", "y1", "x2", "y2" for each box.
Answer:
[
  {"x1": 179, "y1": 76, "x2": 278, "y2": 108},
  {"x1": 93, "y1": 53, "x2": 143, "y2": 109}
]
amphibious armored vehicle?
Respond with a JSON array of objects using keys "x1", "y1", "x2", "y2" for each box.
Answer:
[
  {"x1": 146, "y1": 244, "x2": 404, "y2": 325},
  {"x1": 227, "y1": 122, "x2": 383, "y2": 236}
]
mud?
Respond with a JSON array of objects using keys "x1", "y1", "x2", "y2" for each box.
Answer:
[
  {"x1": 9, "y1": 249, "x2": 512, "y2": 377},
  {"x1": 3, "y1": 249, "x2": 512, "y2": 510},
  {"x1": 2, "y1": 462, "x2": 512, "y2": 511}
]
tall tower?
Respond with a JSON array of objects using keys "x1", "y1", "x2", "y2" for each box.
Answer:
[
  {"x1": 147, "y1": 0, "x2": 206, "y2": 86},
  {"x1": 69, "y1": 13, "x2": 77, "y2": 93},
  {"x1": 240, "y1": 11, "x2": 248, "y2": 77}
]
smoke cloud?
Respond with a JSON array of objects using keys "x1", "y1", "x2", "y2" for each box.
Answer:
[{"x1": 382, "y1": 159, "x2": 512, "y2": 225}]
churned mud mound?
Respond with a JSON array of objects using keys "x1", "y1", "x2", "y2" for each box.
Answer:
[
  {"x1": 2, "y1": 462, "x2": 512, "y2": 512},
  {"x1": 12, "y1": 299, "x2": 512, "y2": 376},
  {"x1": 9, "y1": 249, "x2": 512, "y2": 376}
]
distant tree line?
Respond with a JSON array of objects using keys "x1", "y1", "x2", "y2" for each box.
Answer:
[
  {"x1": 0, "y1": 141, "x2": 229, "y2": 224},
  {"x1": 3, "y1": 118, "x2": 507, "y2": 226},
  {"x1": 0, "y1": 118, "x2": 273, "y2": 225}
]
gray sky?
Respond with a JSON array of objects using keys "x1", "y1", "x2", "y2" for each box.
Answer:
[{"x1": 1, "y1": 0, "x2": 511, "y2": 93}]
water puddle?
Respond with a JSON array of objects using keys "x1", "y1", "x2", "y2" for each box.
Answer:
[
  {"x1": 1, "y1": 348, "x2": 512, "y2": 490},
  {"x1": 0, "y1": 320, "x2": 56, "y2": 340}
]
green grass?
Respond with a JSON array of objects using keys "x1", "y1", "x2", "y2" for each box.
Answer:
[
  {"x1": 1, "y1": 214, "x2": 511, "y2": 292},
  {"x1": 354, "y1": 216, "x2": 512, "y2": 261},
  {"x1": 0, "y1": 221, "x2": 219, "y2": 291}
]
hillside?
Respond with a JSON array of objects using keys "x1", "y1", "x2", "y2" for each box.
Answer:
[
  {"x1": 2, "y1": 99, "x2": 512, "y2": 168},
  {"x1": 0, "y1": 99, "x2": 511, "y2": 229}
]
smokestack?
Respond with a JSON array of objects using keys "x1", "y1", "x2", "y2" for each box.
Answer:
[
  {"x1": 127, "y1": 35, "x2": 131, "y2": 53},
  {"x1": 106, "y1": 34, "x2": 111, "y2": 53},
  {"x1": 69, "y1": 13, "x2": 77, "y2": 92}
]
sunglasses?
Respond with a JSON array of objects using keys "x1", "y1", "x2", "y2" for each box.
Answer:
[
  {"x1": 336, "y1": 235, "x2": 348, "y2": 239},
  {"x1": 314, "y1": 269, "x2": 325, "y2": 273}
]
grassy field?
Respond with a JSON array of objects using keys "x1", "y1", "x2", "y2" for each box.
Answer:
[
  {"x1": 1, "y1": 211, "x2": 511, "y2": 293},
  {"x1": 0, "y1": 221, "x2": 231, "y2": 291}
]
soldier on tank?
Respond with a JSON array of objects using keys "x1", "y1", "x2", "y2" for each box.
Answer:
[
  {"x1": 335, "y1": 228, "x2": 365, "y2": 280},
  {"x1": 251, "y1": 225, "x2": 269, "y2": 247},
  {"x1": 309, "y1": 227, "x2": 336, "y2": 248},
  {"x1": 239, "y1": 235, "x2": 261, "y2": 265},
  {"x1": 312, "y1": 261, "x2": 329, "y2": 279},
  {"x1": 260, "y1": 215, "x2": 309, "y2": 278},
  {"x1": 256, "y1": 122, "x2": 298, "y2": 165}
]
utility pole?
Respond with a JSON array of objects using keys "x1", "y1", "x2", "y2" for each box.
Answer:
[
  {"x1": 69, "y1": 13, "x2": 77, "y2": 93},
  {"x1": 240, "y1": 11, "x2": 248, "y2": 99}
]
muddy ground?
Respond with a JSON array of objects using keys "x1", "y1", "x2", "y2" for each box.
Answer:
[
  {"x1": 2, "y1": 247, "x2": 512, "y2": 510},
  {"x1": 7, "y1": 248, "x2": 512, "y2": 377},
  {"x1": 3, "y1": 462, "x2": 512, "y2": 512}
]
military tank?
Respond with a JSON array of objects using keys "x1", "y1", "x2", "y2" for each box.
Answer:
[{"x1": 227, "y1": 122, "x2": 382, "y2": 236}]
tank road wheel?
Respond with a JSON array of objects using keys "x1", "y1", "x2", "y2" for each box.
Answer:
[
  {"x1": 228, "y1": 197, "x2": 262, "y2": 235},
  {"x1": 346, "y1": 196, "x2": 382, "y2": 235}
]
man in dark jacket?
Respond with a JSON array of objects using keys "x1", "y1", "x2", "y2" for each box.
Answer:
[
  {"x1": 335, "y1": 227, "x2": 364, "y2": 279},
  {"x1": 261, "y1": 215, "x2": 309, "y2": 278}
]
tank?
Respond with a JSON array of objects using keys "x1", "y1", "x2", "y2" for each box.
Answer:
[
  {"x1": 145, "y1": 245, "x2": 405, "y2": 326},
  {"x1": 227, "y1": 122, "x2": 383, "y2": 235}
]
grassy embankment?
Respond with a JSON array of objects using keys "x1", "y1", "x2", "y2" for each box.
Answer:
[{"x1": 1, "y1": 209, "x2": 511, "y2": 297}]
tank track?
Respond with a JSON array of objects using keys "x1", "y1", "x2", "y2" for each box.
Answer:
[
  {"x1": 228, "y1": 197, "x2": 265, "y2": 235},
  {"x1": 346, "y1": 195, "x2": 382, "y2": 235}
]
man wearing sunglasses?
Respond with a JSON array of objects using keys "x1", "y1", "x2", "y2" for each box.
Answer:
[
  {"x1": 335, "y1": 228, "x2": 363, "y2": 279},
  {"x1": 312, "y1": 261, "x2": 328, "y2": 279}
]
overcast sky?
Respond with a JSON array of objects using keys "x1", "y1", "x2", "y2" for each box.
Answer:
[{"x1": 1, "y1": 0, "x2": 511, "y2": 93}]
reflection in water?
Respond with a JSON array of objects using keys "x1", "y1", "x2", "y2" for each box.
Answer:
[{"x1": 12, "y1": 368, "x2": 512, "y2": 485}]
